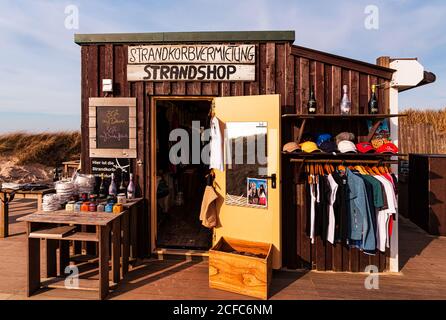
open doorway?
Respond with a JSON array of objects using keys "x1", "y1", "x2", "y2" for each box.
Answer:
[{"x1": 154, "y1": 98, "x2": 213, "y2": 250}]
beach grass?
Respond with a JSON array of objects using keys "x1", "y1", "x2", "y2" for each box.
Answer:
[{"x1": 0, "y1": 131, "x2": 81, "y2": 167}]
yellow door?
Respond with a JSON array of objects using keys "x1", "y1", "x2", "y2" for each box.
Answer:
[{"x1": 213, "y1": 94, "x2": 282, "y2": 269}]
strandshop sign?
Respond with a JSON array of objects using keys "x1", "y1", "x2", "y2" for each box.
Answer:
[{"x1": 127, "y1": 44, "x2": 256, "y2": 81}]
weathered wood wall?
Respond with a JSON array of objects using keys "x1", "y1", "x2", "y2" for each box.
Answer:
[
  {"x1": 399, "y1": 122, "x2": 446, "y2": 154},
  {"x1": 80, "y1": 41, "x2": 393, "y2": 271}
]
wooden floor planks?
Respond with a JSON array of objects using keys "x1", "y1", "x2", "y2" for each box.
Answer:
[{"x1": 1, "y1": 199, "x2": 446, "y2": 300}]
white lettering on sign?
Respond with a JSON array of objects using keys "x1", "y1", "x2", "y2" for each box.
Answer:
[
  {"x1": 128, "y1": 44, "x2": 256, "y2": 64},
  {"x1": 127, "y1": 64, "x2": 255, "y2": 82}
]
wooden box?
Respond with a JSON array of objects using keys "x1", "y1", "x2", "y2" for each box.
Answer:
[{"x1": 209, "y1": 237, "x2": 272, "y2": 300}]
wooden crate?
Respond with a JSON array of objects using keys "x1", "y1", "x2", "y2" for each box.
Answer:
[{"x1": 209, "y1": 237, "x2": 272, "y2": 300}]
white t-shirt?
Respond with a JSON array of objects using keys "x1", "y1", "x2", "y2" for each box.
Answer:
[
  {"x1": 209, "y1": 117, "x2": 224, "y2": 171},
  {"x1": 374, "y1": 175, "x2": 397, "y2": 252},
  {"x1": 326, "y1": 174, "x2": 338, "y2": 244},
  {"x1": 309, "y1": 177, "x2": 317, "y2": 244}
]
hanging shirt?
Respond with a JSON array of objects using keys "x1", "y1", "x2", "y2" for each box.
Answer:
[
  {"x1": 209, "y1": 116, "x2": 224, "y2": 171},
  {"x1": 331, "y1": 171, "x2": 349, "y2": 243},
  {"x1": 356, "y1": 174, "x2": 377, "y2": 254},
  {"x1": 326, "y1": 174, "x2": 338, "y2": 244},
  {"x1": 345, "y1": 168, "x2": 375, "y2": 251},
  {"x1": 374, "y1": 175, "x2": 397, "y2": 252},
  {"x1": 309, "y1": 177, "x2": 317, "y2": 244}
]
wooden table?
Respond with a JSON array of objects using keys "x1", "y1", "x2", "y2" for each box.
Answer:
[
  {"x1": 0, "y1": 188, "x2": 55, "y2": 238},
  {"x1": 18, "y1": 210, "x2": 125, "y2": 300}
]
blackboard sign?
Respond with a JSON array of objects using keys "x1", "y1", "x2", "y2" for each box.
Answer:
[
  {"x1": 96, "y1": 106, "x2": 130, "y2": 149},
  {"x1": 91, "y1": 158, "x2": 132, "y2": 178}
]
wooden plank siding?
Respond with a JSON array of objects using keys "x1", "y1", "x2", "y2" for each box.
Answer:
[{"x1": 79, "y1": 41, "x2": 393, "y2": 271}]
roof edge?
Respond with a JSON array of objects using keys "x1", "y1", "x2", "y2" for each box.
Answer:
[
  {"x1": 291, "y1": 45, "x2": 395, "y2": 80},
  {"x1": 74, "y1": 30, "x2": 295, "y2": 45}
]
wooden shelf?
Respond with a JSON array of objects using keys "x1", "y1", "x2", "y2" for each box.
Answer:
[
  {"x1": 29, "y1": 226, "x2": 98, "y2": 242},
  {"x1": 282, "y1": 113, "x2": 405, "y2": 119}
]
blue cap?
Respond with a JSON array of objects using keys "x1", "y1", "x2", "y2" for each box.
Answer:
[{"x1": 316, "y1": 133, "x2": 332, "y2": 146}]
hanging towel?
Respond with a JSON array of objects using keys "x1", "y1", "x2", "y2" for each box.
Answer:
[
  {"x1": 199, "y1": 185, "x2": 219, "y2": 228},
  {"x1": 210, "y1": 116, "x2": 224, "y2": 171}
]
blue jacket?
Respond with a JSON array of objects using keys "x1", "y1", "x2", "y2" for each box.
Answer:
[{"x1": 345, "y1": 168, "x2": 376, "y2": 251}]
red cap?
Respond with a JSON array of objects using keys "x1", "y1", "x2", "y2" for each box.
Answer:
[
  {"x1": 376, "y1": 142, "x2": 398, "y2": 154},
  {"x1": 356, "y1": 142, "x2": 375, "y2": 153}
]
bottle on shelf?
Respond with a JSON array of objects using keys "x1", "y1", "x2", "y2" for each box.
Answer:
[
  {"x1": 118, "y1": 172, "x2": 127, "y2": 195},
  {"x1": 368, "y1": 84, "x2": 379, "y2": 114},
  {"x1": 307, "y1": 86, "x2": 317, "y2": 114},
  {"x1": 108, "y1": 172, "x2": 117, "y2": 196},
  {"x1": 127, "y1": 173, "x2": 135, "y2": 199},
  {"x1": 340, "y1": 85, "x2": 351, "y2": 115},
  {"x1": 99, "y1": 173, "x2": 107, "y2": 199}
]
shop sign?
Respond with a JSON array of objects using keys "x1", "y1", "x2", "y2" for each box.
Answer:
[
  {"x1": 127, "y1": 44, "x2": 256, "y2": 81},
  {"x1": 91, "y1": 158, "x2": 131, "y2": 178}
]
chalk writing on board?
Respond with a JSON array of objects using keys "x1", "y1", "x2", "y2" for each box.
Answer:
[{"x1": 96, "y1": 107, "x2": 129, "y2": 149}]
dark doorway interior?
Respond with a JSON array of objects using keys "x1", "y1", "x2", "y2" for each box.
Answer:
[{"x1": 155, "y1": 99, "x2": 212, "y2": 250}]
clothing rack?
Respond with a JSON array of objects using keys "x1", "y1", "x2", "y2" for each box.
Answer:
[{"x1": 290, "y1": 159, "x2": 399, "y2": 165}]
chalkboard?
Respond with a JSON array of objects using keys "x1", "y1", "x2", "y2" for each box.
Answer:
[
  {"x1": 96, "y1": 107, "x2": 130, "y2": 149},
  {"x1": 91, "y1": 158, "x2": 132, "y2": 178}
]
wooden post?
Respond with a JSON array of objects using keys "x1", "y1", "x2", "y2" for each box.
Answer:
[
  {"x1": 59, "y1": 240, "x2": 70, "y2": 277},
  {"x1": 46, "y1": 239, "x2": 58, "y2": 278},
  {"x1": 36, "y1": 194, "x2": 43, "y2": 212},
  {"x1": 130, "y1": 206, "x2": 138, "y2": 259},
  {"x1": 26, "y1": 222, "x2": 41, "y2": 297},
  {"x1": 0, "y1": 192, "x2": 9, "y2": 238},
  {"x1": 121, "y1": 211, "x2": 130, "y2": 277},
  {"x1": 98, "y1": 224, "x2": 110, "y2": 300},
  {"x1": 112, "y1": 218, "x2": 121, "y2": 284}
]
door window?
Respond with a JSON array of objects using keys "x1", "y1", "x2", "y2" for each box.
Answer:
[{"x1": 225, "y1": 121, "x2": 268, "y2": 208}]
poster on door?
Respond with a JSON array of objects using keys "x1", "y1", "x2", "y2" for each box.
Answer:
[{"x1": 247, "y1": 178, "x2": 268, "y2": 208}]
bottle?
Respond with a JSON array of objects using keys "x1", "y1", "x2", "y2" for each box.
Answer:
[
  {"x1": 118, "y1": 172, "x2": 127, "y2": 194},
  {"x1": 368, "y1": 84, "x2": 379, "y2": 114},
  {"x1": 99, "y1": 173, "x2": 107, "y2": 199},
  {"x1": 307, "y1": 86, "x2": 317, "y2": 114},
  {"x1": 108, "y1": 173, "x2": 117, "y2": 196},
  {"x1": 127, "y1": 173, "x2": 135, "y2": 199},
  {"x1": 340, "y1": 85, "x2": 351, "y2": 115}
]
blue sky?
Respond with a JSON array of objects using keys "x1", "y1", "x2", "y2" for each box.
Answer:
[{"x1": 0, "y1": 0, "x2": 445, "y2": 133}]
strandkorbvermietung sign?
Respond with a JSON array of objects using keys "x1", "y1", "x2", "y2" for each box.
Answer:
[{"x1": 127, "y1": 44, "x2": 256, "y2": 81}]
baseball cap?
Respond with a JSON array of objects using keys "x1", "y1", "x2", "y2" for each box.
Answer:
[
  {"x1": 376, "y1": 142, "x2": 398, "y2": 154},
  {"x1": 316, "y1": 133, "x2": 332, "y2": 146},
  {"x1": 356, "y1": 142, "x2": 375, "y2": 153},
  {"x1": 335, "y1": 132, "x2": 355, "y2": 144},
  {"x1": 282, "y1": 142, "x2": 301, "y2": 153},
  {"x1": 300, "y1": 141, "x2": 321, "y2": 153},
  {"x1": 338, "y1": 140, "x2": 357, "y2": 153},
  {"x1": 319, "y1": 141, "x2": 338, "y2": 153}
]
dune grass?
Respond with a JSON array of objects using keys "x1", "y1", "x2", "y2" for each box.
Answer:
[
  {"x1": 0, "y1": 131, "x2": 81, "y2": 166},
  {"x1": 402, "y1": 108, "x2": 446, "y2": 132}
]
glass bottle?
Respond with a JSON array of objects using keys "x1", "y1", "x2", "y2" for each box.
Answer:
[
  {"x1": 127, "y1": 173, "x2": 135, "y2": 199},
  {"x1": 307, "y1": 86, "x2": 317, "y2": 114},
  {"x1": 340, "y1": 84, "x2": 351, "y2": 115},
  {"x1": 99, "y1": 173, "x2": 107, "y2": 199},
  {"x1": 118, "y1": 172, "x2": 127, "y2": 194},
  {"x1": 108, "y1": 172, "x2": 117, "y2": 196},
  {"x1": 368, "y1": 84, "x2": 379, "y2": 114}
]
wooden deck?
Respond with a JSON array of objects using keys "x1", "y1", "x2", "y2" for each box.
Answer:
[{"x1": 1, "y1": 199, "x2": 446, "y2": 300}]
